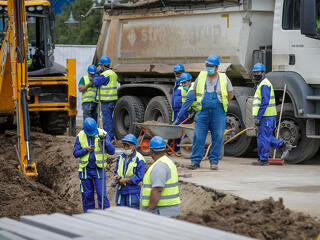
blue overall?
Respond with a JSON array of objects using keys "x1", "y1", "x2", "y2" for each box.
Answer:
[
  {"x1": 257, "y1": 116, "x2": 284, "y2": 161},
  {"x1": 82, "y1": 102, "x2": 98, "y2": 122},
  {"x1": 191, "y1": 80, "x2": 226, "y2": 164}
]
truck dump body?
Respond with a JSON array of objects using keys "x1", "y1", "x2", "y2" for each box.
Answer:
[{"x1": 97, "y1": 0, "x2": 274, "y2": 82}]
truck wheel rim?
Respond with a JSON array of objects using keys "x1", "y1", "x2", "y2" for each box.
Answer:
[{"x1": 279, "y1": 119, "x2": 300, "y2": 145}]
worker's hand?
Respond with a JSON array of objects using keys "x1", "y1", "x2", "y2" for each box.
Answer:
[
  {"x1": 86, "y1": 146, "x2": 95, "y2": 152},
  {"x1": 113, "y1": 175, "x2": 121, "y2": 181},
  {"x1": 254, "y1": 119, "x2": 261, "y2": 127},
  {"x1": 119, "y1": 178, "x2": 129, "y2": 185},
  {"x1": 172, "y1": 118, "x2": 180, "y2": 125},
  {"x1": 87, "y1": 81, "x2": 94, "y2": 87},
  {"x1": 189, "y1": 110, "x2": 196, "y2": 118}
]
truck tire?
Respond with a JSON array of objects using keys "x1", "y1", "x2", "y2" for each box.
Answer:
[
  {"x1": 113, "y1": 96, "x2": 145, "y2": 140},
  {"x1": 144, "y1": 96, "x2": 172, "y2": 123},
  {"x1": 272, "y1": 103, "x2": 320, "y2": 163},
  {"x1": 224, "y1": 100, "x2": 254, "y2": 156},
  {"x1": 40, "y1": 111, "x2": 68, "y2": 135}
]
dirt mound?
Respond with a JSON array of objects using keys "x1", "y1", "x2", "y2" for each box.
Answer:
[
  {"x1": 177, "y1": 185, "x2": 320, "y2": 240},
  {"x1": 0, "y1": 131, "x2": 82, "y2": 219}
]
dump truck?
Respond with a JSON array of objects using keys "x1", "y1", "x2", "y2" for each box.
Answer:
[
  {"x1": 95, "y1": 0, "x2": 320, "y2": 163},
  {"x1": 0, "y1": 0, "x2": 77, "y2": 136}
]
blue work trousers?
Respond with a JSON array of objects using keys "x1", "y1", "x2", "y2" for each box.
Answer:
[
  {"x1": 101, "y1": 101, "x2": 115, "y2": 140},
  {"x1": 82, "y1": 102, "x2": 98, "y2": 122},
  {"x1": 191, "y1": 91, "x2": 226, "y2": 164},
  {"x1": 115, "y1": 191, "x2": 140, "y2": 209},
  {"x1": 257, "y1": 116, "x2": 284, "y2": 160},
  {"x1": 79, "y1": 168, "x2": 110, "y2": 212}
]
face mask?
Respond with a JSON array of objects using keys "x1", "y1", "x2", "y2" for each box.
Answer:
[
  {"x1": 123, "y1": 149, "x2": 133, "y2": 156},
  {"x1": 183, "y1": 86, "x2": 190, "y2": 92},
  {"x1": 100, "y1": 68, "x2": 104, "y2": 73},
  {"x1": 253, "y1": 75, "x2": 262, "y2": 81},
  {"x1": 207, "y1": 67, "x2": 215, "y2": 75}
]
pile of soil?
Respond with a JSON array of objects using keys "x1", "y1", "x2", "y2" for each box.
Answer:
[{"x1": 177, "y1": 184, "x2": 320, "y2": 240}]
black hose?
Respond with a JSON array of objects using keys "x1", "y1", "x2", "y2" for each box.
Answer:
[{"x1": 21, "y1": 88, "x2": 30, "y2": 142}]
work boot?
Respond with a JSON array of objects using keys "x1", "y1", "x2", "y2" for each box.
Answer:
[
  {"x1": 209, "y1": 162, "x2": 218, "y2": 170},
  {"x1": 280, "y1": 143, "x2": 293, "y2": 160},
  {"x1": 251, "y1": 160, "x2": 269, "y2": 166},
  {"x1": 186, "y1": 162, "x2": 200, "y2": 170}
]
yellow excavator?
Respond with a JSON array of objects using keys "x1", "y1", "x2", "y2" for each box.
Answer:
[{"x1": 0, "y1": 0, "x2": 77, "y2": 178}]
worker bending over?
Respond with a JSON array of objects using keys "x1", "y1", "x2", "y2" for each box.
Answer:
[
  {"x1": 73, "y1": 117, "x2": 115, "y2": 212},
  {"x1": 171, "y1": 64, "x2": 185, "y2": 124},
  {"x1": 142, "y1": 136, "x2": 181, "y2": 217},
  {"x1": 173, "y1": 72, "x2": 196, "y2": 125},
  {"x1": 94, "y1": 56, "x2": 118, "y2": 140},
  {"x1": 187, "y1": 55, "x2": 234, "y2": 170},
  {"x1": 78, "y1": 65, "x2": 98, "y2": 122},
  {"x1": 113, "y1": 134, "x2": 146, "y2": 209},
  {"x1": 251, "y1": 63, "x2": 292, "y2": 166}
]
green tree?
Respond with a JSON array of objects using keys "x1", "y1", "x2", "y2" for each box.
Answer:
[{"x1": 54, "y1": 0, "x2": 105, "y2": 45}]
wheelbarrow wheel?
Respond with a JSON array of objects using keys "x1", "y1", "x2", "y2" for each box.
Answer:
[
  {"x1": 137, "y1": 136, "x2": 151, "y2": 156},
  {"x1": 180, "y1": 138, "x2": 192, "y2": 159}
]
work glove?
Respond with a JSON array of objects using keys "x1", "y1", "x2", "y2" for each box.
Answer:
[
  {"x1": 172, "y1": 118, "x2": 180, "y2": 125},
  {"x1": 254, "y1": 118, "x2": 261, "y2": 127},
  {"x1": 189, "y1": 110, "x2": 196, "y2": 118}
]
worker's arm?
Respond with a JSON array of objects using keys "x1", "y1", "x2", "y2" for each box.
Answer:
[
  {"x1": 73, "y1": 136, "x2": 88, "y2": 158},
  {"x1": 129, "y1": 158, "x2": 146, "y2": 185},
  {"x1": 78, "y1": 77, "x2": 92, "y2": 93},
  {"x1": 94, "y1": 74, "x2": 110, "y2": 88},
  {"x1": 228, "y1": 91, "x2": 234, "y2": 101},
  {"x1": 148, "y1": 187, "x2": 163, "y2": 210},
  {"x1": 172, "y1": 88, "x2": 182, "y2": 111},
  {"x1": 177, "y1": 90, "x2": 196, "y2": 120},
  {"x1": 114, "y1": 156, "x2": 120, "y2": 176},
  {"x1": 104, "y1": 133, "x2": 115, "y2": 155},
  {"x1": 256, "y1": 85, "x2": 271, "y2": 120}
]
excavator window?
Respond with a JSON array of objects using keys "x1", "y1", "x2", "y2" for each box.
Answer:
[
  {"x1": 0, "y1": 9, "x2": 8, "y2": 48},
  {"x1": 317, "y1": 0, "x2": 320, "y2": 32}
]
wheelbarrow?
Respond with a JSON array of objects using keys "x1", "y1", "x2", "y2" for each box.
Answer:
[
  {"x1": 178, "y1": 125, "x2": 253, "y2": 159},
  {"x1": 136, "y1": 122, "x2": 184, "y2": 156}
]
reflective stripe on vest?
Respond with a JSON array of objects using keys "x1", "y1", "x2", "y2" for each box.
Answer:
[
  {"x1": 77, "y1": 128, "x2": 108, "y2": 171},
  {"x1": 98, "y1": 69, "x2": 118, "y2": 101},
  {"x1": 81, "y1": 75, "x2": 97, "y2": 103},
  {"x1": 181, "y1": 82, "x2": 197, "y2": 111},
  {"x1": 142, "y1": 155, "x2": 180, "y2": 207},
  {"x1": 117, "y1": 151, "x2": 146, "y2": 178},
  {"x1": 193, "y1": 71, "x2": 229, "y2": 112},
  {"x1": 252, "y1": 78, "x2": 277, "y2": 117}
]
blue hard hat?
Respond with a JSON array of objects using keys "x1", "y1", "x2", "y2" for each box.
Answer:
[
  {"x1": 149, "y1": 136, "x2": 166, "y2": 151},
  {"x1": 87, "y1": 65, "x2": 97, "y2": 74},
  {"x1": 83, "y1": 117, "x2": 98, "y2": 136},
  {"x1": 122, "y1": 134, "x2": 137, "y2": 145},
  {"x1": 98, "y1": 56, "x2": 111, "y2": 65},
  {"x1": 252, "y1": 62, "x2": 266, "y2": 72},
  {"x1": 173, "y1": 64, "x2": 185, "y2": 72},
  {"x1": 205, "y1": 55, "x2": 220, "y2": 66},
  {"x1": 180, "y1": 72, "x2": 193, "y2": 83}
]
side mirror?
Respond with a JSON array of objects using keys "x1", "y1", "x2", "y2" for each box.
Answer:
[{"x1": 300, "y1": 0, "x2": 320, "y2": 39}]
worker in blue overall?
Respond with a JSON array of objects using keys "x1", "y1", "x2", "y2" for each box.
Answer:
[
  {"x1": 113, "y1": 134, "x2": 146, "y2": 209},
  {"x1": 187, "y1": 55, "x2": 234, "y2": 170},
  {"x1": 94, "y1": 56, "x2": 118, "y2": 140},
  {"x1": 251, "y1": 63, "x2": 292, "y2": 166},
  {"x1": 171, "y1": 64, "x2": 185, "y2": 124},
  {"x1": 172, "y1": 72, "x2": 196, "y2": 125},
  {"x1": 73, "y1": 117, "x2": 115, "y2": 212}
]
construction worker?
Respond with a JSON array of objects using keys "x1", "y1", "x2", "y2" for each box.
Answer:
[
  {"x1": 187, "y1": 55, "x2": 234, "y2": 170},
  {"x1": 173, "y1": 72, "x2": 195, "y2": 125},
  {"x1": 171, "y1": 64, "x2": 185, "y2": 124},
  {"x1": 73, "y1": 117, "x2": 115, "y2": 212},
  {"x1": 142, "y1": 136, "x2": 181, "y2": 217},
  {"x1": 251, "y1": 63, "x2": 292, "y2": 166},
  {"x1": 78, "y1": 65, "x2": 98, "y2": 122},
  {"x1": 113, "y1": 134, "x2": 146, "y2": 209},
  {"x1": 94, "y1": 56, "x2": 118, "y2": 140}
]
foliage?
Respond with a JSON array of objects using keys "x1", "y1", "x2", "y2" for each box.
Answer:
[{"x1": 54, "y1": 0, "x2": 105, "y2": 45}]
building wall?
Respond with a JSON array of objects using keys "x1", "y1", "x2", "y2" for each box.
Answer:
[{"x1": 54, "y1": 44, "x2": 96, "y2": 124}]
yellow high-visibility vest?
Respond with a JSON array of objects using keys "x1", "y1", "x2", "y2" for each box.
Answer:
[
  {"x1": 77, "y1": 128, "x2": 108, "y2": 171},
  {"x1": 142, "y1": 155, "x2": 180, "y2": 207},
  {"x1": 193, "y1": 71, "x2": 229, "y2": 112},
  {"x1": 81, "y1": 75, "x2": 97, "y2": 103},
  {"x1": 97, "y1": 69, "x2": 118, "y2": 101},
  {"x1": 117, "y1": 151, "x2": 145, "y2": 178},
  {"x1": 252, "y1": 78, "x2": 277, "y2": 117}
]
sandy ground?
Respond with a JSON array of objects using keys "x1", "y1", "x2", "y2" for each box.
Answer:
[{"x1": 0, "y1": 130, "x2": 319, "y2": 239}]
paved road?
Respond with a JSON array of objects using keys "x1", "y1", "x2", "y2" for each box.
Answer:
[{"x1": 176, "y1": 156, "x2": 320, "y2": 217}]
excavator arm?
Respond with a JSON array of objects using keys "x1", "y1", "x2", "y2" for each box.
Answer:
[{"x1": 8, "y1": 0, "x2": 37, "y2": 177}]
